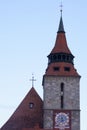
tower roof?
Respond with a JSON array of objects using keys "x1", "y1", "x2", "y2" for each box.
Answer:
[
  {"x1": 1, "y1": 87, "x2": 43, "y2": 130},
  {"x1": 45, "y1": 14, "x2": 80, "y2": 77},
  {"x1": 50, "y1": 15, "x2": 72, "y2": 54}
]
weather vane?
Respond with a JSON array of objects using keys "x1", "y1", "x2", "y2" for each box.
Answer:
[{"x1": 30, "y1": 74, "x2": 36, "y2": 87}]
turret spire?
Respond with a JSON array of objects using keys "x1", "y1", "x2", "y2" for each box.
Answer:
[
  {"x1": 58, "y1": 4, "x2": 65, "y2": 33},
  {"x1": 58, "y1": 15, "x2": 65, "y2": 33}
]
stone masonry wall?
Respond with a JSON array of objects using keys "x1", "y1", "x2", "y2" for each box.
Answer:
[
  {"x1": 71, "y1": 110, "x2": 80, "y2": 130},
  {"x1": 43, "y1": 110, "x2": 53, "y2": 129},
  {"x1": 43, "y1": 76, "x2": 80, "y2": 109},
  {"x1": 43, "y1": 76, "x2": 80, "y2": 129}
]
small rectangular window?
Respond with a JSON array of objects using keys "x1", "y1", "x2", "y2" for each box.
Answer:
[
  {"x1": 64, "y1": 67, "x2": 70, "y2": 71},
  {"x1": 29, "y1": 103, "x2": 34, "y2": 109},
  {"x1": 53, "y1": 67, "x2": 60, "y2": 71}
]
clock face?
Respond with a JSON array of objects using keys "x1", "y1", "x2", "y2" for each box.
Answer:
[{"x1": 55, "y1": 112, "x2": 69, "y2": 129}]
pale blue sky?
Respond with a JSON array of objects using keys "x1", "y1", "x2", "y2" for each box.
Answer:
[{"x1": 0, "y1": 1, "x2": 87, "y2": 130}]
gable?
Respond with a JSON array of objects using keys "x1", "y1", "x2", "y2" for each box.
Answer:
[{"x1": 1, "y1": 87, "x2": 43, "y2": 130}]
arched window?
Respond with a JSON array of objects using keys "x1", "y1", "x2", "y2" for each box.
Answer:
[{"x1": 60, "y1": 83, "x2": 64, "y2": 109}]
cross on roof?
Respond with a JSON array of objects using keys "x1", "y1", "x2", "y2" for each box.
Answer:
[{"x1": 30, "y1": 74, "x2": 36, "y2": 87}]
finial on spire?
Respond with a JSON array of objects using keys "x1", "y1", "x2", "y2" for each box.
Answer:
[
  {"x1": 30, "y1": 74, "x2": 36, "y2": 87},
  {"x1": 58, "y1": 1, "x2": 65, "y2": 33},
  {"x1": 60, "y1": 1, "x2": 63, "y2": 16}
]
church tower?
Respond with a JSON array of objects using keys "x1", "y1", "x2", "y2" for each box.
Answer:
[{"x1": 43, "y1": 11, "x2": 81, "y2": 130}]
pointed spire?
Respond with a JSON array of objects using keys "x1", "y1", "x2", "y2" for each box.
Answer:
[
  {"x1": 58, "y1": 16, "x2": 65, "y2": 33},
  {"x1": 50, "y1": 11, "x2": 71, "y2": 55},
  {"x1": 58, "y1": 9, "x2": 65, "y2": 33}
]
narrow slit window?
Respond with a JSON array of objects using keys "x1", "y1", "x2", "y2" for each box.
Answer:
[{"x1": 60, "y1": 83, "x2": 64, "y2": 109}]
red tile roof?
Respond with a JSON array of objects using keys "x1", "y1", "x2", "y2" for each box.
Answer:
[
  {"x1": 1, "y1": 87, "x2": 43, "y2": 130},
  {"x1": 45, "y1": 62, "x2": 80, "y2": 77},
  {"x1": 51, "y1": 33, "x2": 72, "y2": 54}
]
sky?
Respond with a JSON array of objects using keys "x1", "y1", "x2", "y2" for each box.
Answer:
[{"x1": 0, "y1": 0, "x2": 87, "y2": 130}]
